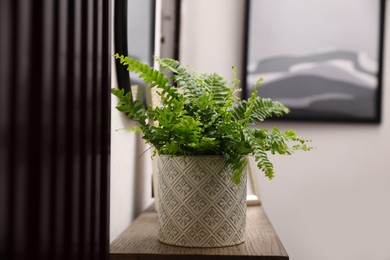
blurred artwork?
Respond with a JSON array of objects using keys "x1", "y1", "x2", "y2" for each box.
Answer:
[{"x1": 245, "y1": 0, "x2": 385, "y2": 122}]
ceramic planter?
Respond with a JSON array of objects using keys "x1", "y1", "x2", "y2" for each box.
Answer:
[{"x1": 157, "y1": 155, "x2": 247, "y2": 247}]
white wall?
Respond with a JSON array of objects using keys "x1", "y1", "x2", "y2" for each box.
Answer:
[
  {"x1": 109, "y1": 0, "x2": 154, "y2": 240},
  {"x1": 109, "y1": 77, "x2": 137, "y2": 243},
  {"x1": 180, "y1": 0, "x2": 246, "y2": 81},
  {"x1": 109, "y1": 60, "x2": 154, "y2": 243},
  {"x1": 180, "y1": 0, "x2": 390, "y2": 259}
]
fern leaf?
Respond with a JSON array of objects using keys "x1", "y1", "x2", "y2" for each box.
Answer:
[
  {"x1": 154, "y1": 56, "x2": 179, "y2": 74},
  {"x1": 155, "y1": 57, "x2": 213, "y2": 101},
  {"x1": 229, "y1": 155, "x2": 248, "y2": 184},
  {"x1": 111, "y1": 88, "x2": 148, "y2": 125},
  {"x1": 231, "y1": 100, "x2": 247, "y2": 121},
  {"x1": 232, "y1": 97, "x2": 290, "y2": 123},
  {"x1": 115, "y1": 54, "x2": 181, "y2": 104},
  {"x1": 203, "y1": 73, "x2": 231, "y2": 105},
  {"x1": 243, "y1": 129, "x2": 275, "y2": 179}
]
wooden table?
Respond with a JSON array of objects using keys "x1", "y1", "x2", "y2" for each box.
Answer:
[{"x1": 110, "y1": 204, "x2": 288, "y2": 259}]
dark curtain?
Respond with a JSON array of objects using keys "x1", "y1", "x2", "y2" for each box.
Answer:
[{"x1": 0, "y1": 0, "x2": 111, "y2": 259}]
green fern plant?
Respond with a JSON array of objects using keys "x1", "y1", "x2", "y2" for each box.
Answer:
[{"x1": 112, "y1": 54, "x2": 311, "y2": 184}]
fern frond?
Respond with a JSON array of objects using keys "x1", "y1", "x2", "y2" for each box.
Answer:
[
  {"x1": 203, "y1": 73, "x2": 231, "y2": 105},
  {"x1": 251, "y1": 97, "x2": 290, "y2": 122},
  {"x1": 231, "y1": 66, "x2": 241, "y2": 91},
  {"x1": 228, "y1": 155, "x2": 248, "y2": 184},
  {"x1": 243, "y1": 129, "x2": 275, "y2": 179},
  {"x1": 155, "y1": 57, "x2": 203, "y2": 99},
  {"x1": 243, "y1": 84, "x2": 260, "y2": 126},
  {"x1": 154, "y1": 56, "x2": 180, "y2": 73},
  {"x1": 231, "y1": 77, "x2": 289, "y2": 124},
  {"x1": 253, "y1": 128, "x2": 312, "y2": 155},
  {"x1": 232, "y1": 97, "x2": 290, "y2": 123},
  {"x1": 111, "y1": 88, "x2": 150, "y2": 129},
  {"x1": 115, "y1": 54, "x2": 181, "y2": 104}
]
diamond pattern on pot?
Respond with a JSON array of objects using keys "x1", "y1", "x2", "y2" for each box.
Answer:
[
  {"x1": 205, "y1": 236, "x2": 219, "y2": 248},
  {"x1": 186, "y1": 163, "x2": 209, "y2": 184},
  {"x1": 201, "y1": 176, "x2": 224, "y2": 199},
  {"x1": 160, "y1": 219, "x2": 181, "y2": 241},
  {"x1": 157, "y1": 156, "x2": 247, "y2": 247},
  {"x1": 202, "y1": 207, "x2": 223, "y2": 229},
  {"x1": 229, "y1": 204, "x2": 246, "y2": 224},
  {"x1": 177, "y1": 235, "x2": 191, "y2": 247},
  {"x1": 173, "y1": 206, "x2": 196, "y2": 230},
  {"x1": 161, "y1": 191, "x2": 180, "y2": 212},
  {"x1": 187, "y1": 191, "x2": 208, "y2": 213},
  {"x1": 216, "y1": 193, "x2": 235, "y2": 212},
  {"x1": 200, "y1": 157, "x2": 226, "y2": 173},
  {"x1": 215, "y1": 220, "x2": 236, "y2": 243},
  {"x1": 164, "y1": 164, "x2": 180, "y2": 183},
  {"x1": 173, "y1": 175, "x2": 195, "y2": 198},
  {"x1": 187, "y1": 221, "x2": 208, "y2": 244}
]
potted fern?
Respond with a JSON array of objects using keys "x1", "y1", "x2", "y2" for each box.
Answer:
[{"x1": 112, "y1": 54, "x2": 311, "y2": 248}]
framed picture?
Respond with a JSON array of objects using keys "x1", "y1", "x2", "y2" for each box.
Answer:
[{"x1": 243, "y1": 0, "x2": 386, "y2": 122}]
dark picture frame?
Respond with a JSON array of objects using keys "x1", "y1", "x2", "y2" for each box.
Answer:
[
  {"x1": 114, "y1": 0, "x2": 156, "y2": 97},
  {"x1": 243, "y1": 0, "x2": 386, "y2": 123}
]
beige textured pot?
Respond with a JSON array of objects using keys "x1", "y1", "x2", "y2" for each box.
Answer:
[{"x1": 157, "y1": 155, "x2": 247, "y2": 247}]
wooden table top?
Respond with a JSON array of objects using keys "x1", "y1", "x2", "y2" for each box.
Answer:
[{"x1": 110, "y1": 204, "x2": 288, "y2": 259}]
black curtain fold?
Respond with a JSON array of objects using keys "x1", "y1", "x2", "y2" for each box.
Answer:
[{"x1": 0, "y1": 0, "x2": 111, "y2": 259}]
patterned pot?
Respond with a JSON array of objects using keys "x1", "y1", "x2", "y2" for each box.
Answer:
[{"x1": 157, "y1": 155, "x2": 247, "y2": 247}]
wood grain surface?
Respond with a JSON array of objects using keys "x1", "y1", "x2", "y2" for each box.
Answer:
[{"x1": 110, "y1": 205, "x2": 288, "y2": 259}]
